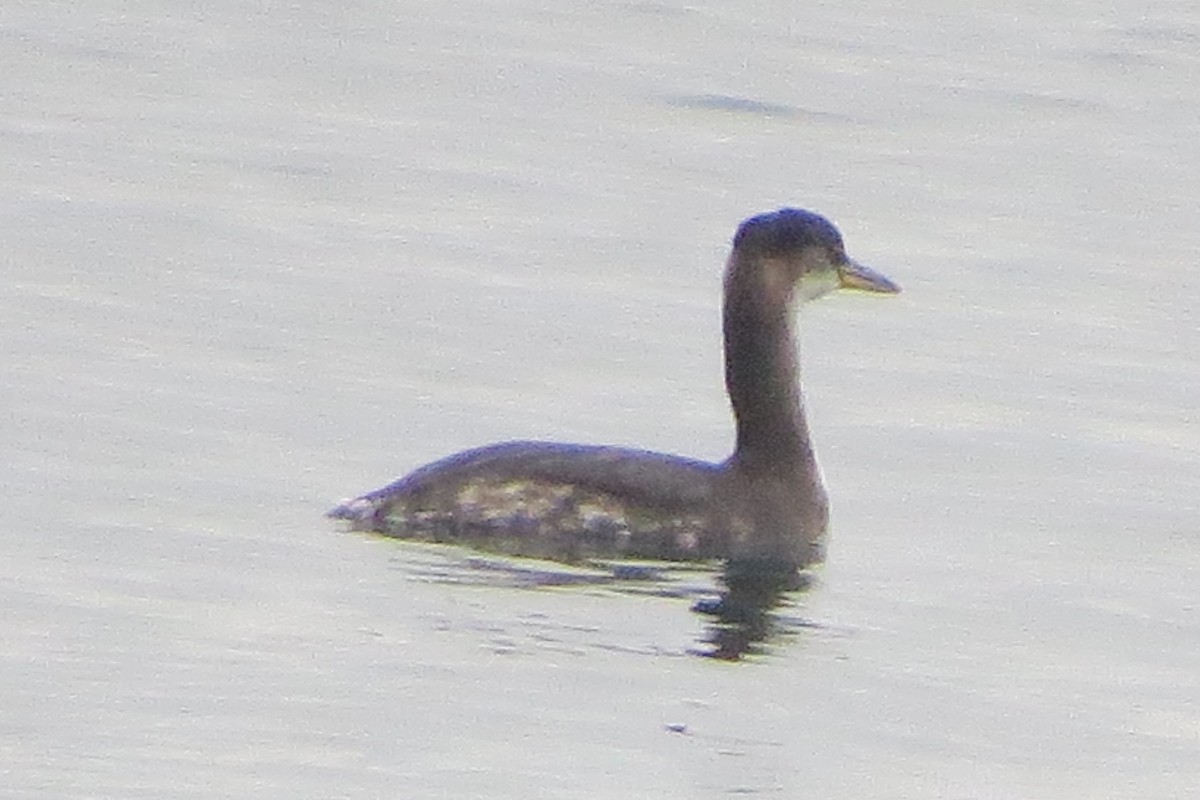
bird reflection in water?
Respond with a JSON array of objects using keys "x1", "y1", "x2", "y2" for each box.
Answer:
[
  {"x1": 693, "y1": 558, "x2": 817, "y2": 660},
  {"x1": 400, "y1": 547, "x2": 819, "y2": 661}
]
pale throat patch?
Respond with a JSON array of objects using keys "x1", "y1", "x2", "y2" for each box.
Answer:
[{"x1": 795, "y1": 269, "x2": 841, "y2": 303}]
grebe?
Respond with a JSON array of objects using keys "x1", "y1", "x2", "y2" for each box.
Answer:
[{"x1": 329, "y1": 208, "x2": 899, "y2": 569}]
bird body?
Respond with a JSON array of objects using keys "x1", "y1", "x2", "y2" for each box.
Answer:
[{"x1": 329, "y1": 209, "x2": 899, "y2": 570}]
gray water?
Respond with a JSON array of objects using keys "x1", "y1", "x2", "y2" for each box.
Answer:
[{"x1": 4, "y1": 2, "x2": 1199, "y2": 797}]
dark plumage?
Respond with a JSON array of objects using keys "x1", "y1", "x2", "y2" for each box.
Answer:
[{"x1": 329, "y1": 208, "x2": 899, "y2": 569}]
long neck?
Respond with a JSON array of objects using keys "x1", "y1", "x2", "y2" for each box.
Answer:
[{"x1": 722, "y1": 254, "x2": 815, "y2": 474}]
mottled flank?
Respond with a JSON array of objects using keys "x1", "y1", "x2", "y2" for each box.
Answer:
[
  {"x1": 330, "y1": 442, "x2": 734, "y2": 563},
  {"x1": 391, "y1": 479, "x2": 713, "y2": 562}
]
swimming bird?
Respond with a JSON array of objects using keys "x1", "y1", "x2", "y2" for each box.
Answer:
[{"x1": 329, "y1": 208, "x2": 899, "y2": 570}]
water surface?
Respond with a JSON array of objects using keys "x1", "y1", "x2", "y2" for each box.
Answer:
[{"x1": 3, "y1": 1, "x2": 1198, "y2": 797}]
